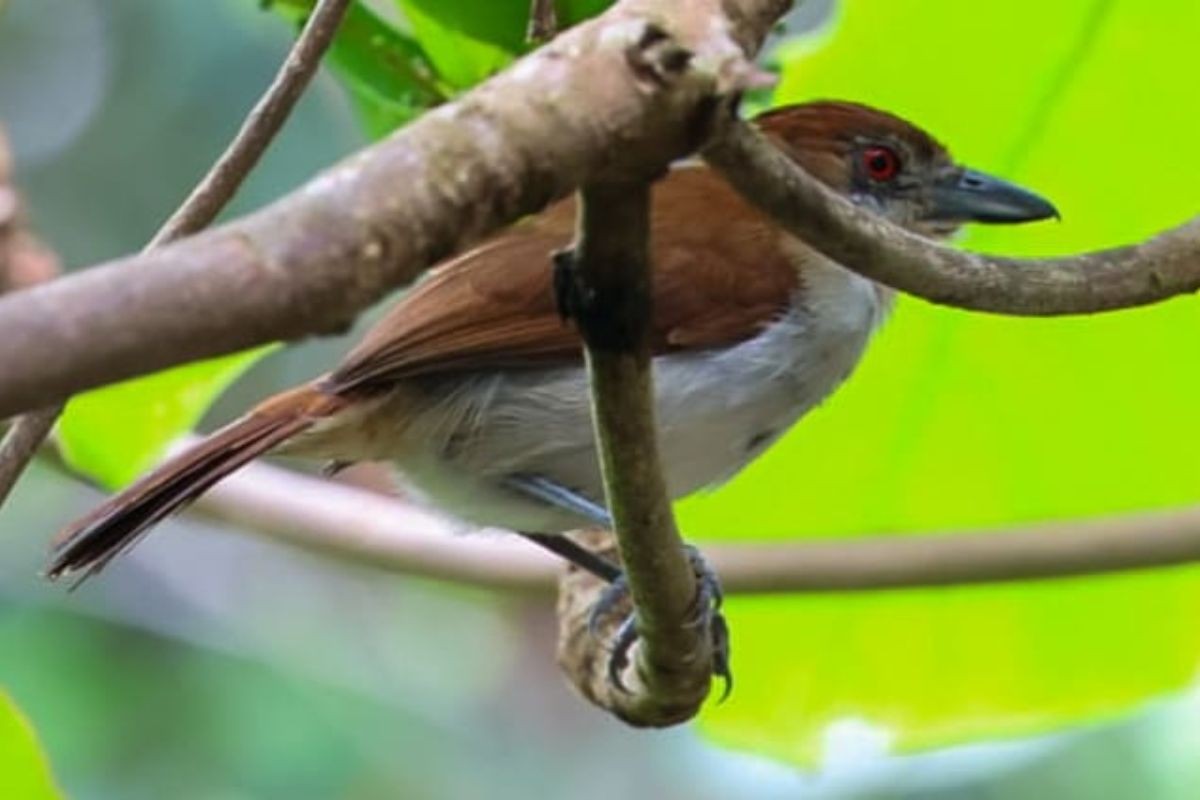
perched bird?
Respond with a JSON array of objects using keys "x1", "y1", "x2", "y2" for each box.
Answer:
[{"x1": 47, "y1": 101, "x2": 1056, "y2": 677}]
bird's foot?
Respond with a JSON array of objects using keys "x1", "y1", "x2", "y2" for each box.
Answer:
[{"x1": 588, "y1": 545, "x2": 732, "y2": 699}]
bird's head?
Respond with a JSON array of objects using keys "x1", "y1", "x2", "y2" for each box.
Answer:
[{"x1": 756, "y1": 101, "x2": 1058, "y2": 238}]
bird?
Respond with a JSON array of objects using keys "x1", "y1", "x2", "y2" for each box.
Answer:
[{"x1": 46, "y1": 100, "x2": 1056, "y2": 681}]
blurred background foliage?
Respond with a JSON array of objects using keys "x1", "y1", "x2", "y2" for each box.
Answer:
[
  {"x1": 1, "y1": 691, "x2": 60, "y2": 799},
  {"x1": 2, "y1": 0, "x2": 1200, "y2": 797}
]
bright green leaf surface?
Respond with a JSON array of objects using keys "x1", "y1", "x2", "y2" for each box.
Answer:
[
  {"x1": 394, "y1": 0, "x2": 529, "y2": 53},
  {"x1": 59, "y1": 348, "x2": 273, "y2": 489},
  {"x1": 395, "y1": 1, "x2": 513, "y2": 89},
  {"x1": 0, "y1": 692, "x2": 60, "y2": 800},
  {"x1": 390, "y1": 0, "x2": 613, "y2": 90},
  {"x1": 685, "y1": 0, "x2": 1200, "y2": 764},
  {"x1": 391, "y1": 0, "x2": 612, "y2": 54}
]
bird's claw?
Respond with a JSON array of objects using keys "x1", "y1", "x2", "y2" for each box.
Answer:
[
  {"x1": 589, "y1": 545, "x2": 732, "y2": 699},
  {"x1": 587, "y1": 571, "x2": 630, "y2": 637}
]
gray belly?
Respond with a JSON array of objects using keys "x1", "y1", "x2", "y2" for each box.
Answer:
[{"x1": 388, "y1": 267, "x2": 890, "y2": 534}]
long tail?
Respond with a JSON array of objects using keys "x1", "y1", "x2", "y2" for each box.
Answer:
[{"x1": 47, "y1": 384, "x2": 345, "y2": 583}]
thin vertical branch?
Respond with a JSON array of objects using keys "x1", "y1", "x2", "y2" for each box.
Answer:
[{"x1": 555, "y1": 181, "x2": 715, "y2": 725}]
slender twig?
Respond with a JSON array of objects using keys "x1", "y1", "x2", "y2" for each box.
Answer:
[
  {"x1": 704, "y1": 119, "x2": 1200, "y2": 315},
  {"x1": 700, "y1": 510, "x2": 1200, "y2": 591},
  {"x1": 554, "y1": 181, "x2": 714, "y2": 725},
  {"x1": 0, "y1": 128, "x2": 62, "y2": 507},
  {"x1": 527, "y1": 0, "x2": 559, "y2": 42},
  {"x1": 0, "y1": 0, "x2": 352, "y2": 509},
  {"x1": 0, "y1": 407, "x2": 60, "y2": 507},
  {"x1": 184, "y1": 455, "x2": 1200, "y2": 594},
  {"x1": 150, "y1": 0, "x2": 352, "y2": 245},
  {"x1": 193, "y1": 458, "x2": 555, "y2": 592}
]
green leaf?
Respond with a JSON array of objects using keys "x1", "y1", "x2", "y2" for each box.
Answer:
[
  {"x1": 59, "y1": 348, "x2": 273, "y2": 489},
  {"x1": 394, "y1": 0, "x2": 530, "y2": 53},
  {"x1": 390, "y1": 0, "x2": 614, "y2": 89},
  {"x1": 394, "y1": 0, "x2": 615, "y2": 52},
  {"x1": 684, "y1": 0, "x2": 1200, "y2": 764},
  {"x1": 394, "y1": 0, "x2": 513, "y2": 89},
  {"x1": 0, "y1": 692, "x2": 61, "y2": 800},
  {"x1": 319, "y1": 5, "x2": 445, "y2": 136},
  {"x1": 561, "y1": 0, "x2": 614, "y2": 24}
]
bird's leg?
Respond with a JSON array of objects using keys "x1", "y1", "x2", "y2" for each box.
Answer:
[
  {"x1": 592, "y1": 544, "x2": 731, "y2": 699},
  {"x1": 518, "y1": 531, "x2": 622, "y2": 583},
  {"x1": 506, "y1": 474, "x2": 731, "y2": 696},
  {"x1": 504, "y1": 474, "x2": 613, "y2": 529}
]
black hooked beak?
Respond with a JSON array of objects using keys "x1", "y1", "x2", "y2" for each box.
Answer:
[{"x1": 930, "y1": 168, "x2": 1059, "y2": 224}]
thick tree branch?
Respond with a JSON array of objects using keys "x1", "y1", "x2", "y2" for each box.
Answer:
[
  {"x1": 553, "y1": 181, "x2": 713, "y2": 725},
  {"x1": 704, "y1": 120, "x2": 1200, "y2": 314},
  {"x1": 0, "y1": 0, "x2": 352, "y2": 507},
  {"x1": 0, "y1": 0, "x2": 789, "y2": 419}
]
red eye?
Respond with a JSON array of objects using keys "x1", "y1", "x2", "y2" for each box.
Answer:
[{"x1": 862, "y1": 146, "x2": 900, "y2": 181}]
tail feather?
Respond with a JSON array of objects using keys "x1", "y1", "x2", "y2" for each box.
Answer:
[{"x1": 47, "y1": 385, "x2": 342, "y2": 583}]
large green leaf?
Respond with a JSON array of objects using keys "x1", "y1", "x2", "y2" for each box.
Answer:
[
  {"x1": 0, "y1": 692, "x2": 60, "y2": 800},
  {"x1": 59, "y1": 348, "x2": 272, "y2": 489},
  {"x1": 683, "y1": 0, "x2": 1200, "y2": 763},
  {"x1": 395, "y1": 0, "x2": 529, "y2": 53}
]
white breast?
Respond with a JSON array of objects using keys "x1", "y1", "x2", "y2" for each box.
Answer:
[
  {"x1": 650, "y1": 254, "x2": 892, "y2": 493},
  {"x1": 350, "y1": 256, "x2": 892, "y2": 534}
]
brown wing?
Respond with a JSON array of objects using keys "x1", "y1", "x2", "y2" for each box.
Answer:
[{"x1": 329, "y1": 167, "x2": 801, "y2": 391}]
